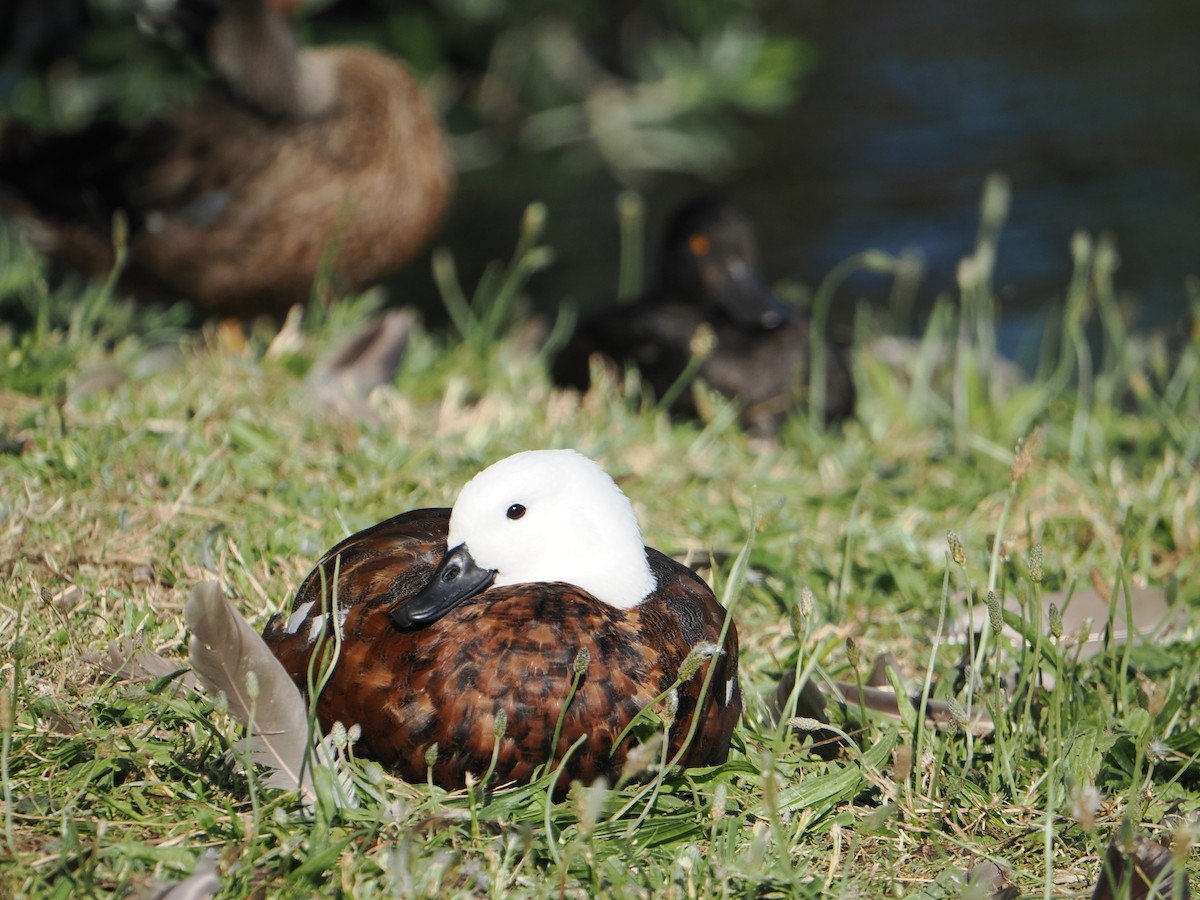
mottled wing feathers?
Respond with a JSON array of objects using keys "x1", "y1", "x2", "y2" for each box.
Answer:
[
  {"x1": 290, "y1": 507, "x2": 450, "y2": 613},
  {"x1": 262, "y1": 511, "x2": 741, "y2": 791},
  {"x1": 261, "y1": 507, "x2": 448, "y2": 686},
  {"x1": 645, "y1": 549, "x2": 741, "y2": 767}
]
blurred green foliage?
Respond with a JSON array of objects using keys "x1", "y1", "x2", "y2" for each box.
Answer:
[{"x1": 0, "y1": 0, "x2": 813, "y2": 181}]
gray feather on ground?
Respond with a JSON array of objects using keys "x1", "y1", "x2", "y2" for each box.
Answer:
[
  {"x1": 150, "y1": 851, "x2": 221, "y2": 900},
  {"x1": 84, "y1": 636, "x2": 201, "y2": 694},
  {"x1": 185, "y1": 581, "x2": 318, "y2": 800}
]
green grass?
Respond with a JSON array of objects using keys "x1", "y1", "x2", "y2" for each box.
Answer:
[{"x1": 1, "y1": 195, "x2": 1199, "y2": 898}]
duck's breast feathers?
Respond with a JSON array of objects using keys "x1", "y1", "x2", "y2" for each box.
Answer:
[
  {"x1": 331, "y1": 583, "x2": 654, "y2": 785},
  {"x1": 316, "y1": 576, "x2": 736, "y2": 785}
]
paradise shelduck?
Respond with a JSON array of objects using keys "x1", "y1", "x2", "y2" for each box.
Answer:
[{"x1": 262, "y1": 449, "x2": 741, "y2": 792}]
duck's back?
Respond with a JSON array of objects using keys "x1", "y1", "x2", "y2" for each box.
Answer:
[
  {"x1": 133, "y1": 47, "x2": 451, "y2": 315},
  {"x1": 554, "y1": 296, "x2": 856, "y2": 430},
  {"x1": 0, "y1": 43, "x2": 452, "y2": 316}
]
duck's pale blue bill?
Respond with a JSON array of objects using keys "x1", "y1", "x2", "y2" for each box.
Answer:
[{"x1": 390, "y1": 543, "x2": 497, "y2": 629}]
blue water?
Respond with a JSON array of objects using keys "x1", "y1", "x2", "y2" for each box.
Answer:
[{"x1": 733, "y1": 0, "x2": 1200, "y2": 336}]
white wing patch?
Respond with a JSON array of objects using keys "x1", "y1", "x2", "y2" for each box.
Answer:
[{"x1": 284, "y1": 601, "x2": 316, "y2": 634}]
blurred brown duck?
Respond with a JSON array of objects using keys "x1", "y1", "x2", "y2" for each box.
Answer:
[
  {"x1": 552, "y1": 197, "x2": 856, "y2": 433},
  {"x1": 0, "y1": 0, "x2": 452, "y2": 318},
  {"x1": 262, "y1": 449, "x2": 741, "y2": 792}
]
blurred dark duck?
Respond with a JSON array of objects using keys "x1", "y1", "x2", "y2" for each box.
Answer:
[
  {"x1": 552, "y1": 197, "x2": 856, "y2": 432},
  {"x1": 0, "y1": 0, "x2": 452, "y2": 318},
  {"x1": 262, "y1": 449, "x2": 741, "y2": 792}
]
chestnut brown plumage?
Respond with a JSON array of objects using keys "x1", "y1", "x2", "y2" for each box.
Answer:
[
  {"x1": 262, "y1": 507, "x2": 741, "y2": 791},
  {"x1": 0, "y1": 0, "x2": 452, "y2": 318}
]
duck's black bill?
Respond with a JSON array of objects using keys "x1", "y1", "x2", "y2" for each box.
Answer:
[
  {"x1": 716, "y1": 266, "x2": 794, "y2": 331},
  {"x1": 391, "y1": 543, "x2": 496, "y2": 629}
]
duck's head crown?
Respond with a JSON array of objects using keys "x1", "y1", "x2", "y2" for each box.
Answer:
[{"x1": 446, "y1": 449, "x2": 656, "y2": 608}]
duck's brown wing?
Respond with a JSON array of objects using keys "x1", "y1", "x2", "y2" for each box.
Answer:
[
  {"x1": 642, "y1": 548, "x2": 742, "y2": 769},
  {"x1": 294, "y1": 507, "x2": 450, "y2": 612},
  {"x1": 261, "y1": 507, "x2": 449, "y2": 686}
]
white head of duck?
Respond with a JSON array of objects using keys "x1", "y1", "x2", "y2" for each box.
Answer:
[{"x1": 391, "y1": 450, "x2": 656, "y2": 628}]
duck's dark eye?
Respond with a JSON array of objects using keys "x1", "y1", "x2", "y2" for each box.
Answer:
[{"x1": 506, "y1": 503, "x2": 526, "y2": 520}]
